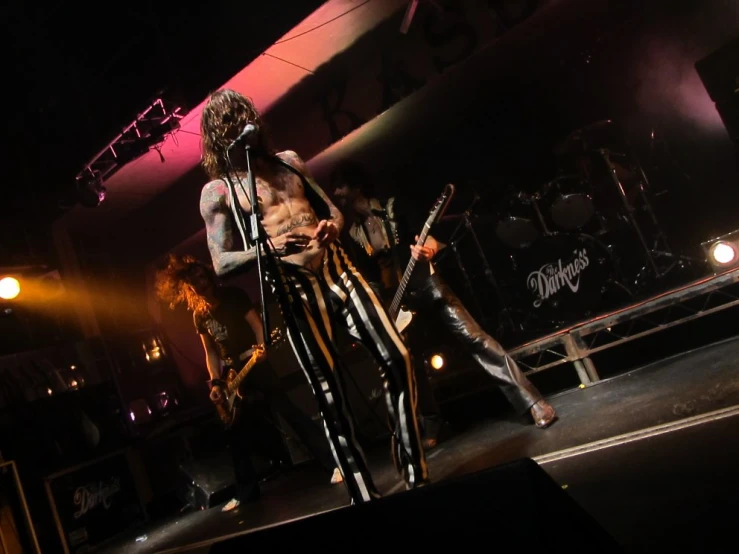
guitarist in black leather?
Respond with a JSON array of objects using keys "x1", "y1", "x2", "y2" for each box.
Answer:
[
  {"x1": 155, "y1": 254, "x2": 341, "y2": 512},
  {"x1": 332, "y1": 162, "x2": 557, "y2": 444}
]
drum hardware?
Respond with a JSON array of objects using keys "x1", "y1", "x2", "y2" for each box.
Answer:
[
  {"x1": 447, "y1": 239, "x2": 493, "y2": 330},
  {"x1": 528, "y1": 190, "x2": 554, "y2": 235},
  {"x1": 596, "y1": 147, "x2": 697, "y2": 289},
  {"x1": 443, "y1": 195, "x2": 519, "y2": 336},
  {"x1": 553, "y1": 120, "x2": 699, "y2": 293},
  {"x1": 599, "y1": 147, "x2": 661, "y2": 277}
]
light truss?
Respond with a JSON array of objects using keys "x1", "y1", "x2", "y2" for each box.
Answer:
[{"x1": 75, "y1": 97, "x2": 185, "y2": 186}]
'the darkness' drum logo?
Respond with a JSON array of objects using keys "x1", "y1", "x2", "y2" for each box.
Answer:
[
  {"x1": 527, "y1": 249, "x2": 590, "y2": 307},
  {"x1": 73, "y1": 477, "x2": 122, "y2": 519}
]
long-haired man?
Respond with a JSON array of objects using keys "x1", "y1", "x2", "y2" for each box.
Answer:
[
  {"x1": 197, "y1": 89, "x2": 429, "y2": 503},
  {"x1": 155, "y1": 254, "x2": 341, "y2": 511}
]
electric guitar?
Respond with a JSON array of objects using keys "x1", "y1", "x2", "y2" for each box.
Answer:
[
  {"x1": 388, "y1": 184, "x2": 455, "y2": 333},
  {"x1": 213, "y1": 328, "x2": 284, "y2": 429}
]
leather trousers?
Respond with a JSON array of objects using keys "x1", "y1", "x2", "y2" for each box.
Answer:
[{"x1": 407, "y1": 274, "x2": 542, "y2": 414}]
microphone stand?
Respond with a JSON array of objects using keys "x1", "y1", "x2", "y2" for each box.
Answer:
[
  {"x1": 245, "y1": 145, "x2": 272, "y2": 346},
  {"x1": 223, "y1": 143, "x2": 275, "y2": 346}
]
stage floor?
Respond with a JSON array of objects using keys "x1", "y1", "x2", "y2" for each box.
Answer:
[{"x1": 100, "y1": 334, "x2": 739, "y2": 553}]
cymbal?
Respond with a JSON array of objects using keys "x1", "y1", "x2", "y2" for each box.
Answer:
[{"x1": 553, "y1": 119, "x2": 626, "y2": 156}]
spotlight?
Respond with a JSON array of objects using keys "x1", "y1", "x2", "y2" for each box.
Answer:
[
  {"x1": 429, "y1": 353, "x2": 445, "y2": 370},
  {"x1": 710, "y1": 242, "x2": 737, "y2": 265},
  {"x1": 0, "y1": 277, "x2": 20, "y2": 300},
  {"x1": 143, "y1": 336, "x2": 166, "y2": 362},
  {"x1": 701, "y1": 229, "x2": 739, "y2": 273},
  {"x1": 129, "y1": 399, "x2": 152, "y2": 424}
]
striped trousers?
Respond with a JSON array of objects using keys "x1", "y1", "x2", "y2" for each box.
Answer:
[{"x1": 270, "y1": 242, "x2": 429, "y2": 503}]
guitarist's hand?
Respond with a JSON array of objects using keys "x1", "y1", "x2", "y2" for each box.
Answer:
[
  {"x1": 254, "y1": 347, "x2": 267, "y2": 363},
  {"x1": 210, "y1": 385, "x2": 224, "y2": 403},
  {"x1": 410, "y1": 235, "x2": 438, "y2": 262}
]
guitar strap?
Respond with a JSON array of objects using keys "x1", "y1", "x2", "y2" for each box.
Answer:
[{"x1": 349, "y1": 198, "x2": 404, "y2": 288}]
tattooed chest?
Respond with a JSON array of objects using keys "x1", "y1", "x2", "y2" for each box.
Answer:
[
  {"x1": 276, "y1": 212, "x2": 318, "y2": 235},
  {"x1": 255, "y1": 172, "x2": 301, "y2": 208}
]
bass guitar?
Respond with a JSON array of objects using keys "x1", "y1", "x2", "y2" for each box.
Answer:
[
  {"x1": 388, "y1": 184, "x2": 455, "y2": 333},
  {"x1": 213, "y1": 328, "x2": 284, "y2": 429}
]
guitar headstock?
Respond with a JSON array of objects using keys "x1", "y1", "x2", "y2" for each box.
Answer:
[
  {"x1": 252, "y1": 328, "x2": 286, "y2": 356},
  {"x1": 265, "y1": 328, "x2": 286, "y2": 349},
  {"x1": 427, "y1": 183, "x2": 456, "y2": 225}
]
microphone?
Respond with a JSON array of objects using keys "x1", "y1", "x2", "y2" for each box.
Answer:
[
  {"x1": 227, "y1": 123, "x2": 258, "y2": 150},
  {"x1": 370, "y1": 208, "x2": 388, "y2": 218}
]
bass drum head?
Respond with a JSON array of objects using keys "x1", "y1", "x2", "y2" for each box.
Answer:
[{"x1": 508, "y1": 233, "x2": 616, "y2": 324}]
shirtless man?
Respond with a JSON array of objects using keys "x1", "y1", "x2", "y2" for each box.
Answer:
[{"x1": 197, "y1": 89, "x2": 428, "y2": 504}]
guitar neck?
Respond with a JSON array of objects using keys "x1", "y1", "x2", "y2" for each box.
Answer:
[
  {"x1": 227, "y1": 356, "x2": 257, "y2": 394},
  {"x1": 385, "y1": 184, "x2": 455, "y2": 320},
  {"x1": 389, "y1": 222, "x2": 432, "y2": 318}
]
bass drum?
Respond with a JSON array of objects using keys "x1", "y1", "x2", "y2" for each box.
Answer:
[{"x1": 506, "y1": 233, "x2": 623, "y2": 326}]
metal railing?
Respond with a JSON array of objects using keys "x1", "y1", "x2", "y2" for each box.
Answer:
[{"x1": 509, "y1": 267, "x2": 739, "y2": 385}]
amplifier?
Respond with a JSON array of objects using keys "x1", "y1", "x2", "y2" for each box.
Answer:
[
  {"x1": 177, "y1": 451, "x2": 235, "y2": 510},
  {"x1": 44, "y1": 450, "x2": 145, "y2": 553}
]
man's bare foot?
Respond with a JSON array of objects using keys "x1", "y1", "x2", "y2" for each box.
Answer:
[
  {"x1": 422, "y1": 438, "x2": 438, "y2": 450},
  {"x1": 531, "y1": 399, "x2": 557, "y2": 428},
  {"x1": 221, "y1": 498, "x2": 240, "y2": 512},
  {"x1": 331, "y1": 468, "x2": 344, "y2": 485}
]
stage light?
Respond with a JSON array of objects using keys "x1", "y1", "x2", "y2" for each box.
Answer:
[
  {"x1": 129, "y1": 399, "x2": 152, "y2": 424},
  {"x1": 0, "y1": 277, "x2": 20, "y2": 300},
  {"x1": 710, "y1": 242, "x2": 737, "y2": 266},
  {"x1": 701, "y1": 230, "x2": 739, "y2": 273},
  {"x1": 72, "y1": 97, "x2": 184, "y2": 210},
  {"x1": 143, "y1": 336, "x2": 166, "y2": 362},
  {"x1": 430, "y1": 354, "x2": 445, "y2": 370}
]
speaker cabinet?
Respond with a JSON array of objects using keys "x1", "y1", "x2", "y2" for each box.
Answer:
[
  {"x1": 696, "y1": 37, "x2": 739, "y2": 144},
  {"x1": 178, "y1": 452, "x2": 235, "y2": 510},
  {"x1": 211, "y1": 458, "x2": 621, "y2": 552}
]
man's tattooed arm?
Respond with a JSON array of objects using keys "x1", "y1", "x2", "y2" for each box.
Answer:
[
  {"x1": 199, "y1": 180, "x2": 259, "y2": 278},
  {"x1": 280, "y1": 150, "x2": 345, "y2": 233}
]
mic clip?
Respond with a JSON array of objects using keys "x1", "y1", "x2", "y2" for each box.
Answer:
[{"x1": 227, "y1": 123, "x2": 258, "y2": 151}]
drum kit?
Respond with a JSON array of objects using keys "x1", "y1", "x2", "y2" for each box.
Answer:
[{"x1": 441, "y1": 120, "x2": 693, "y2": 334}]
